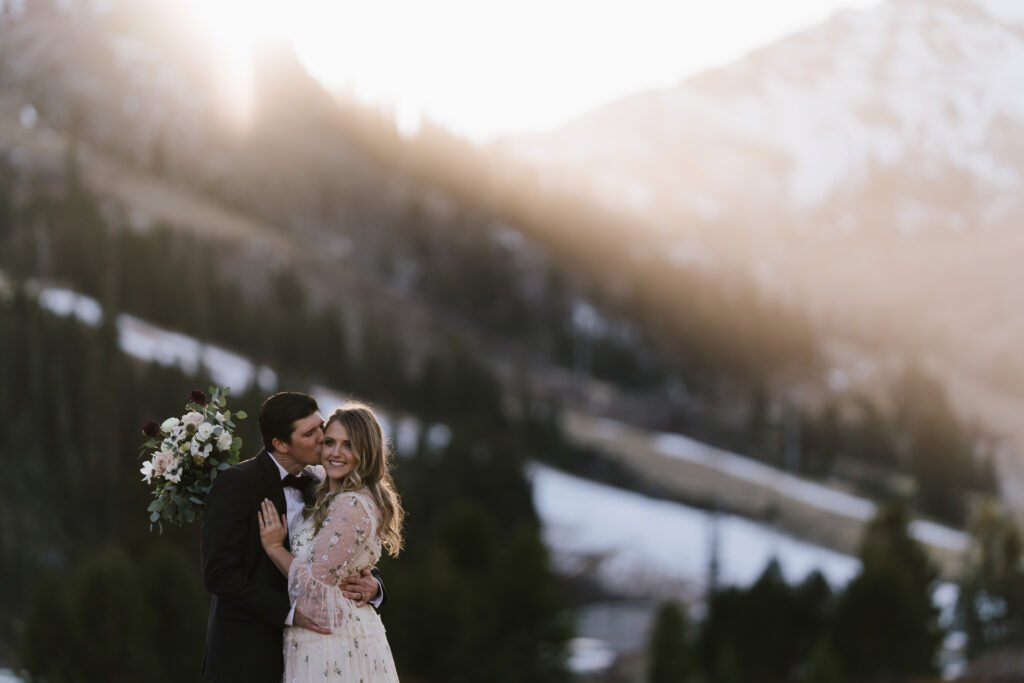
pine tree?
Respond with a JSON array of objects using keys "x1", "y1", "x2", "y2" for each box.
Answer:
[
  {"x1": 833, "y1": 504, "x2": 942, "y2": 682},
  {"x1": 138, "y1": 543, "x2": 209, "y2": 683},
  {"x1": 894, "y1": 363, "x2": 986, "y2": 526},
  {"x1": 19, "y1": 574, "x2": 74, "y2": 682},
  {"x1": 697, "y1": 560, "x2": 831, "y2": 683},
  {"x1": 957, "y1": 498, "x2": 1024, "y2": 659},
  {"x1": 648, "y1": 601, "x2": 690, "y2": 683},
  {"x1": 64, "y1": 547, "x2": 152, "y2": 682},
  {"x1": 799, "y1": 639, "x2": 843, "y2": 683}
]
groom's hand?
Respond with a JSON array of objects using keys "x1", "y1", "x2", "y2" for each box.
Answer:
[
  {"x1": 341, "y1": 568, "x2": 379, "y2": 607},
  {"x1": 293, "y1": 608, "x2": 331, "y2": 635}
]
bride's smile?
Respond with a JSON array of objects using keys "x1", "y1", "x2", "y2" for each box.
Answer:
[{"x1": 322, "y1": 422, "x2": 357, "y2": 482}]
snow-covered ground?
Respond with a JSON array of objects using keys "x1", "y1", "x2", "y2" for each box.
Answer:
[
  {"x1": 118, "y1": 313, "x2": 279, "y2": 395},
  {"x1": 37, "y1": 286, "x2": 103, "y2": 326},
  {"x1": 628, "y1": 421, "x2": 967, "y2": 554},
  {"x1": 566, "y1": 638, "x2": 617, "y2": 676},
  {"x1": 531, "y1": 463, "x2": 964, "y2": 677},
  {"x1": 32, "y1": 285, "x2": 279, "y2": 394},
  {"x1": 530, "y1": 462, "x2": 861, "y2": 590}
]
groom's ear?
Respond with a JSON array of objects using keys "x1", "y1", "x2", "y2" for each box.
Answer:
[{"x1": 271, "y1": 436, "x2": 289, "y2": 454}]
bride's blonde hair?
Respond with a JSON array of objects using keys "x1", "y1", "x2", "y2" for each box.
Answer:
[{"x1": 304, "y1": 401, "x2": 404, "y2": 557}]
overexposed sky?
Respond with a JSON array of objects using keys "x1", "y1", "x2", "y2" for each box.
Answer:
[{"x1": 189, "y1": 0, "x2": 882, "y2": 141}]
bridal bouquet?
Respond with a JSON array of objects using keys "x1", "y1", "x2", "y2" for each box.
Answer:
[{"x1": 139, "y1": 387, "x2": 247, "y2": 530}]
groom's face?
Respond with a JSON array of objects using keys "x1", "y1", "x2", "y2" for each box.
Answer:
[{"x1": 284, "y1": 411, "x2": 325, "y2": 466}]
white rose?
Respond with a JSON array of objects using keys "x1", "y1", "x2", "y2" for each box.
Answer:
[
  {"x1": 140, "y1": 460, "x2": 155, "y2": 484},
  {"x1": 161, "y1": 417, "x2": 180, "y2": 433},
  {"x1": 217, "y1": 431, "x2": 233, "y2": 452},
  {"x1": 215, "y1": 411, "x2": 227, "y2": 424},
  {"x1": 196, "y1": 423, "x2": 215, "y2": 442},
  {"x1": 182, "y1": 411, "x2": 205, "y2": 428}
]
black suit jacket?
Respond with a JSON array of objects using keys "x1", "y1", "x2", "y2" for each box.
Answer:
[{"x1": 200, "y1": 450, "x2": 386, "y2": 683}]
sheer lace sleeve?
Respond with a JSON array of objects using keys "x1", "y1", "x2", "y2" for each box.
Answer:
[{"x1": 286, "y1": 491, "x2": 380, "y2": 628}]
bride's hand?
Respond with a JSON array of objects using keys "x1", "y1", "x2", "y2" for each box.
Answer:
[{"x1": 258, "y1": 498, "x2": 287, "y2": 551}]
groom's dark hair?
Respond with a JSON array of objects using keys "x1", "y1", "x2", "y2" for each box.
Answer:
[{"x1": 259, "y1": 392, "x2": 320, "y2": 451}]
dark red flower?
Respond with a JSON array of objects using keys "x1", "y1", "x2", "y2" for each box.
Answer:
[
  {"x1": 189, "y1": 390, "x2": 208, "y2": 406},
  {"x1": 142, "y1": 420, "x2": 161, "y2": 438}
]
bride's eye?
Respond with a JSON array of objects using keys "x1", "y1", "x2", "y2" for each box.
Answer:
[{"x1": 324, "y1": 438, "x2": 335, "y2": 446}]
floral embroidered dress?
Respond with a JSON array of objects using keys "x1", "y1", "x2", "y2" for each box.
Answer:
[{"x1": 283, "y1": 487, "x2": 399, "y2": 682}]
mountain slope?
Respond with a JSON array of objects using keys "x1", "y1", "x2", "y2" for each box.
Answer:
[{"x1": 503, "y1": 0, "x2": 1024, "y2": 493}]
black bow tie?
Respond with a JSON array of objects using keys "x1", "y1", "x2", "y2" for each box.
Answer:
[{"x1": 282, "y1": 474, "x2": 314, "y2": 492}]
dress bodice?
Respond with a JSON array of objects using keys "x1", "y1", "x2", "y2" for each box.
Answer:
[{"x1": 292, "y1": 488, "x2": 381, "y2": 579}]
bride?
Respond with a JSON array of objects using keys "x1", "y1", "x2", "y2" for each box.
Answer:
[{"x1": 259, "y1": 401, "x2": 404, "y2": 682}]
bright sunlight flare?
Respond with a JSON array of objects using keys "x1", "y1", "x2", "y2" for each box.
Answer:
[
  {"x1": 181, "y1": 0, "x2": 880, "y2": 140},
  {"x1": 184, "y1": 0, "x2": 290, "y2": 128}
]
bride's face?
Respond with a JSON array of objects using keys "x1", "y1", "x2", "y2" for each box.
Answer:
[{"x1": 322, "y1": 421, "x2": 357, "y2": 483}]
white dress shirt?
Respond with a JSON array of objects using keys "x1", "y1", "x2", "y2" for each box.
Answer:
[{"x1": 271, "y1": 457, "x2": 309, "y2": 535}]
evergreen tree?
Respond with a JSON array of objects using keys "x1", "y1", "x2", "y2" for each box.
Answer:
[
  {"x1": 310, "y1": 306, "x2": 350, "y2": 389},
  {"x1": 713, "y1": 641, "x2": 744, "y2": 683},
  {"x1": 138, "y1": 544, "x2": 209, "y2": 683},
  {"x1": 833, "y1": 504, "x2": 942, "y2": 682},
  {"x1": 799, "y1": 639, "x2": 843, "y2": 683},
  {"x1": 648, "y1": 601, "x2": 690, "y2": 683},
  {"x1": 894, "y1": 364, "x2": 989, "y2": 526},
  {"x1": 385, "y1": 501, "x2": 568, "y2": 682},
  {"x1": 63, "y1": 547, "x2": 152, "y2": 682},
  {"x1": 19, "y1": 574, "x2": 74, "y2": 682},
  {"x1": 698, "y1": 561, "x2": 832, "y2": 683},
  {"x1": 0, "y1": 164, "x2": 12, "y2": 245},
  {"x1": 957, "y1": 498, "x2": 1024, "y2": 660},
  {"x1": 18, "y1": 547, "x2": 152, "y2": 682}
]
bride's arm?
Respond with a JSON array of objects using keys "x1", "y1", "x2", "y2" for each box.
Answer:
[
  {"x1": 306, "y1": 493, "x2": 375, "y2": 587},
  {"x1": 258, "y1": 498, "x2": 293, "y2": 576}
]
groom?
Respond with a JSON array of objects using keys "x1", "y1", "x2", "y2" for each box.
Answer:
[{"x1": 201, "y1": 391, "x2": 385, "y2": 683}]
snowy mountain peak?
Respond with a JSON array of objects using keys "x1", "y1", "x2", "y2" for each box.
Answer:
[{"x1": 506, "y1": 0, "x2": 1024, "y2": 234}]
